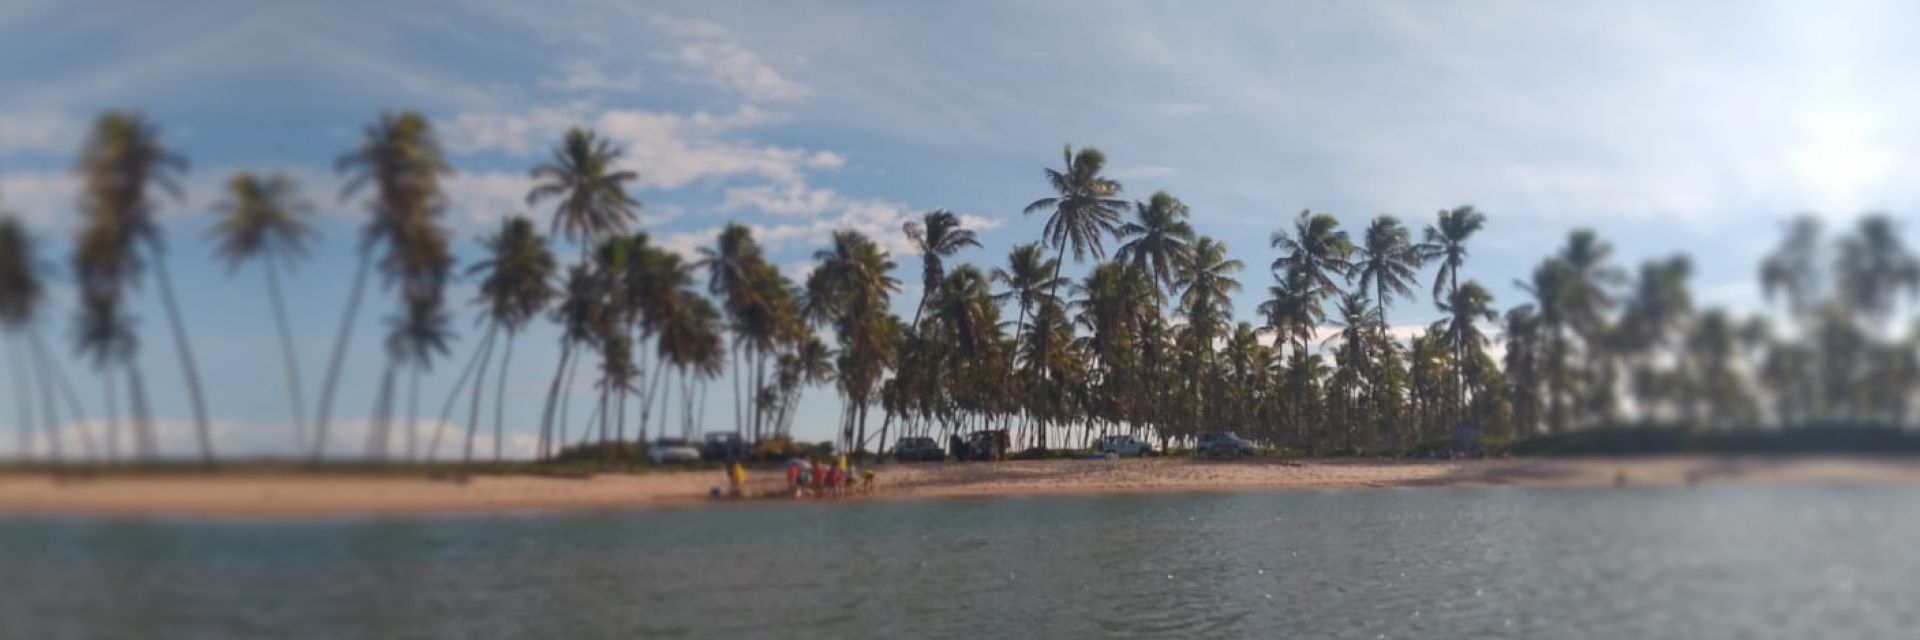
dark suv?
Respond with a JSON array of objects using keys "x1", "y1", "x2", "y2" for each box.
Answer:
[
  {"x1": 893, "y1": 436, "x2": 945, "y2": 462},
  {"x1": 1195, "y1": 432, "x2": 1256, "y2": 458},
  {"x1": 701, "y1": 432, "x2": 748, "y2": 461}
]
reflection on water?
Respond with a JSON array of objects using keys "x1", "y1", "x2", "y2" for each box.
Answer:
[{"x1": 4, "y1": 485, "x2": 1919, "y2": 639}]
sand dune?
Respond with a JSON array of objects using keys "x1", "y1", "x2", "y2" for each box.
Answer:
[{"x1": 4, "y1": 457, "x2": 1920, "y2": 518}]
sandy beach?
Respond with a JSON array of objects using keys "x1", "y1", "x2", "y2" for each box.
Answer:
[{"x1": 4, "y1": 456, "x2": 1920, "y2": 518}]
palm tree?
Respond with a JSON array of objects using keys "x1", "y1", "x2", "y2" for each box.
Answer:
[
  {"x1": 209, "y1": 172, "x2": 316, "y2": 451},
  {"x1": 1432, "y1": 281, "x2": 1498, "y2": 430},
  {"x1": 1270, "y1": 210, "x2": 1354, "y2": 300},
  {"x1": 803, "y1": 231, "x2": 900, "y2": 458},
  {"x1": 1023, "y1": 144, "x2": 1127, "y2": 301},
  {"x1": 526, "y1": 128, "x2": 641, "y2": 253},
  {"x1": 1836, "y1": 215, "x2": 1919, "y2": 334},
  {"x1": 697, "y1": 223, "x2": 769, "y2": 438},
  {"x1": 538, "y1": 264, "x2": 606, "y2": 459},
  {"x1": 2, "y1": 217, "x2": 50, "y2": 459},
  {"x1": 1175, "y1": 236, "x2": 1243, "y2": 427},
  {"x1": 1116, "y1": 191, "x2": 1196, "y2": 298},
  {"x1": 76, "y1": 111, "x2": 213, "y2": 463},
  {"x1": 904, "y1": 209, "x2": 982, "y2": 327},
  {"x1": 1418, "y1": 205, "x2": 1487, "y2": 306},
  {"x1": 1519, "y1": 259, "x2": 1576, "y2": 431},
  {"x1": 992, "y1": 242, "x2": 1066, "y2": 360},
  {"x1": 1355, "y1": 215, "x2": 1420, "y2": 334},
  {"x1": 384, "y1": 294, "x2": 453, "y2": 461},
  {"x1": 468, "y1": 216, "x2": 557, "y2": 462},
  {"x1": 1415, "y1": 205, "x2": 1485, "y2": 424},
  {"x1": 1556, "y1": 230, "x2": 1624, "y2": 425},
  {"x1": 320, "y1": 111, "x2": 450, "y2": 462}
]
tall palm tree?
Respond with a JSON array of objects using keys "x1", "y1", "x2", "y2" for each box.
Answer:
[
  {"x1": 321, "y1": 111, "x2": 450, "y2": 462},
  {"x1": 904, "y1": 209, "x2": 982, "y2": 327},
  {"x1": 991, "y1": 242, "x2": 1066, "y2": 360},
  {"x1": 1418, "y1": 205, "x2": 1487, "y2": 305},
  {"x1": 2, "y1": 217, "x2": 50, "y2": 458},
  {"x1": 1355, "y1": 215, "x2": 1420, "y2": 334},
  {"x1": 1116, "y1": 191, "x2": 1196, "y2": 298},
  {"x1": 468, "y1": 216, "x2": 557, "y2": 462},
  {"x1": 1433, "y1": 281, "x2": 1499, "y2": 429},
  {"x1": 538, "y1": 263, "x2": 606, "y2": 459},
  {"x1": 384, "y1": 294, "x2": 453, "y2": 461},
  {"x1": 697, "y1": 223, "x2": 769, "y2": 438},
  {"x1": 526, "y1": 128, "x2": 641, "y2": 253},
  {"x1": 803, "y1": 231, "x2": 900, "y2": 458},
  {"x1": 76, "y1": 111, "x2": 213, "y2": 463},
  {"x1": 1270, "y1": 210, "x2": 1354, "y2": 300},
  {"x1": 209, "y1": 172, "x2": 316, "y2": 451},
  {"x1": 1836, "y1": 214, "x2": 1919, "y2": 334},
  {"x1": 1023, "y1": 144, "x2": 1127, "y2": 301},
  {"x1": 1353, "y1": 215, "x2": 1420, "y2": 435},
  {"x1": 1415, "y1": 205, "x2": 1485, "y2": 423},
  {"x1": 1175, "y1": 236, "x2": 1243, "y2": 425}
]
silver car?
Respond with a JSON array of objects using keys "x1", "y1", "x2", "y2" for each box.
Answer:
[{"x1": 649, "y1": 438, "x2": 703, "y2": 464}]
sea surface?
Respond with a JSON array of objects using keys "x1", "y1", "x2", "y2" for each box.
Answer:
[{"x1": 4, "y1": 485, "x2": 1919, "y2": 639}]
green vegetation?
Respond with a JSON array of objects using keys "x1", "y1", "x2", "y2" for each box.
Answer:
[{"x1": 4, "y1": 112, "x2": 1920, "y2": 466}]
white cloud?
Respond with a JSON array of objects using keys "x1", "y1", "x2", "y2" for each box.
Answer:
[
  {"x1": 444, "y1": 171, "x2": 534, "y2": 231},
  {"x1": 0, "y1": 172, "x2": 79, "y2": 229},
  {"x1": 652, "y1": 15, "x2": 809, "y2": 102},
  {"x1": 0, "y1": 110, "x2": 84, "y2": 155},
  {"x1": 544, "y1": 58, "x2": 643, "y2": 93}
]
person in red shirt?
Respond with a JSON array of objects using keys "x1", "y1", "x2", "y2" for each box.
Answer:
[
  {"x1": 810, "y1": 460, "x2": 826, "y2": 496},
  {"x1": 825, "y1": 465, "x2": 844, "y2": 497}
]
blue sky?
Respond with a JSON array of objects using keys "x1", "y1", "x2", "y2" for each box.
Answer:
[{"x1": 3, "y1": 0, "x2": 1917, "y2": 458}]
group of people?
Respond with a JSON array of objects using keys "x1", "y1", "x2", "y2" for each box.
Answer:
[
  {"x1": 786, "y1": 455, "x2": 872, "y2": 499},
  {"x1": 714, "y1": 455, "x2": 876, "y2": 500}
]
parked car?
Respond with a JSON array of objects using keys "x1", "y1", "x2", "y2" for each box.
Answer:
[
  {"x1": 648, "y1": 438, "x2": 703, "y2": 464},
  {"x1": 1195, "y1": 431, "x2": 1256, "y2": 458},
  {"x1": 1098, "y1": 434, "x2": 1153, "y2": 457},
  {"x1": 701, "y1": 432, "x2": 748, "y2": 461},
  {"x1": 893, "y1": 436, "x2": 944, "y2": 462},
  {"x1": 954, "y1": 430, "x2": 1009, "y2": 462}
]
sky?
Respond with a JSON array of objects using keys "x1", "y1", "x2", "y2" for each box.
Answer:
[{"x1": 3, "y1": 0, "x2": 1918, "y2": 459}]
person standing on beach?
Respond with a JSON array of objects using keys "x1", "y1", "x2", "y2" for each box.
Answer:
[{"x1": 727, "y1": 461, "x2": 746, "y2": 498}]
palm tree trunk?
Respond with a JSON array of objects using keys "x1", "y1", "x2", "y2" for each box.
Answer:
[
  {"x1": 493, "y1": 330, "x2": 516, "y2": 463},
  {"x1": 31, "y1": 350, "x2": 62, "y2": 462},
  {"x1": 128, "y1": 365, "x2": 155, "y2": 460},
  {"x1": 558, "y1": 349, "x2": 581, "y2": 457},
  {"x1": 406, "y1": 363, "x2": 421, "y2": 463},
  {"x1": 753, "y1": 349, "x2": 767, "y2": 440},
  {"x1": 595, "y1": 384, "x2": 611, "y2": 466},
  {"x1": 102, "y1": 368, "x2": 121, "y2": 462},
  {"x1": 8, "y1": 337, "x2": 32, "y2": 460},
  {"x1": 855, "y1": 401, "x2": 871, "y2": 462},
  {"x1": 151, "y1": 251, "x2": 214, "y2": 465},
  {"x1": 312, "y1": 253, "x2": 373, "y2": 463},
  {"x1": 366, "y1": 359, "x2": 397, "y2": 461},
  {"x1": 30, "y1": 329, "x2": 95, "y2": 460},
  {"x1": 538, "y1": 342, "x2": 573, "y2": 461},
  {"x1": 731, "y1": 344, "x2": 743, "y2": 437},
  {"x1": 427, "y1": 328, "x2": 492, "y2": 462},
  {"x1": 463, "y1": 323, "x2": 499, "y2": 464},
  {"x1": 263, "y1": 258, "x2": 309, "y2": 453},
  {"x1": 875, "y1": 411, "x2": 895, "y2": 464}
]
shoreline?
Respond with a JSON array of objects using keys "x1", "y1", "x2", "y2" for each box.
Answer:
[{"x1": 4, "y1": 456, "x2": 1920, "y2": 519}]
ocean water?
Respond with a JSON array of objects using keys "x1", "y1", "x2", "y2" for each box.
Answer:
[{"x1": 4, "y1": 485, "x2": 1919, "y2": 639}]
